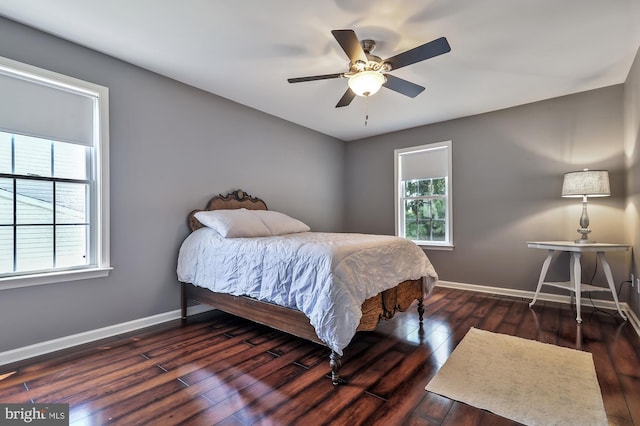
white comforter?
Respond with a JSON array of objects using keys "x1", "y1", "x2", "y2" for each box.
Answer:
[{"x1": 177, "y1": 228, "x2": 438, "y2": 354}]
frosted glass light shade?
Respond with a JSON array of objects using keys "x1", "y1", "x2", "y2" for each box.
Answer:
[
  {"x1": 348, "y1": 71, "x2": 385, "y2": 97},
  {"x1": 561, "y1": 169, "x2": 610, "y2": 198}
]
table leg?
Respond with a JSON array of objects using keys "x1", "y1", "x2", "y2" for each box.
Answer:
[
  {"x1": 530, "y1": 249, "x2": 554, "y2": 307},
  {"x1": 597, "y1": 252, "x2": 628, "y2": 321},
  {"x1": 573, "y1": 252, "x2": 582, "y2": 323},
  {"x1": 569, "y1": 252, "x2": 575, "y2": 307}
]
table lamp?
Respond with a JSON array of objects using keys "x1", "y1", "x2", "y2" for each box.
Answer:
[{"x1": 561, "y1": 169, "x2": 610, "y2": 244}]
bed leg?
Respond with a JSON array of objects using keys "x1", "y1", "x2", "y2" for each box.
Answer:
[
  {"x1": 330, "y1": 351, "x2": 342, "y2": 385},
  {"x1": 417, "y1": 298, "x2": 424, "y2": 322},
  {"x1": 180, "y1": 282, "x2": 188, "y2": 321}
]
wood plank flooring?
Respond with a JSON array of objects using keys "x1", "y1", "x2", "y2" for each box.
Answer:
[{"x1": 1, "y1": 287, "x2": 639, "y2": 425}]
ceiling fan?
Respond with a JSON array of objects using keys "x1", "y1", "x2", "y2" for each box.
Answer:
[{"x1": 287, "y1": 29, "x2": 451, "y2": 108}]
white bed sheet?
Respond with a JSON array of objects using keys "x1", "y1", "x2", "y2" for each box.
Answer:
[{"x1": 177, "y1": 228, "x2": 438, "y2": 354}]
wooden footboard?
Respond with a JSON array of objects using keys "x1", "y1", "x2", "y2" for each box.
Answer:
[
  {"x1": 358, "y1": 278, "x2": 425, "y2": 330},
  {"x1": 181, "y1": 278, "x2": 425, "y2": 384}
]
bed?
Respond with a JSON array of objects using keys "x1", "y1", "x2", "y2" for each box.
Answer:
[{"x1": 177, "y1": 189, "x2": 438, "y2": 384}]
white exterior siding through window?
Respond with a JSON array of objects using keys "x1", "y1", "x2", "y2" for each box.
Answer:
[{"x1": 0, "y1": 56, "x2": 110, "y2": 289}]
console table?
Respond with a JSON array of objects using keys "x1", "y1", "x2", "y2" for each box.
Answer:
[{"x1": 527, "y1": 241, "x2": 629, "y2": 323}]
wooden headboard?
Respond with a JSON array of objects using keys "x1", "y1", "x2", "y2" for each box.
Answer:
[{"x1": 188, "y1": 189, "x2": 268, "y2": 232}]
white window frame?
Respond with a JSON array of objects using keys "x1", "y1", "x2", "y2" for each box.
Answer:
[
  {"x1": 0, "y1": 56, "x2": 111, "y2": 290},
  {"x1": 394, "y1": 141, "x2": 453, "y2": 250}
]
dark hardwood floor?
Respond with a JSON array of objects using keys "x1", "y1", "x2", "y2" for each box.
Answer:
[{"x1": 1, "y1": 287, "x2": 639, "y2": 425}]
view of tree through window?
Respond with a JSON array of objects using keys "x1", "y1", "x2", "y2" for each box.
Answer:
[
  {"x1": 395, "y1": 141, "x2": 452, "y2": 247},
  {"x1": 0, "y1": 132, "x2": 90, "y2": 274},
  {"x1": 402, "y1": 178, "x2": 447, "y2": 241}
]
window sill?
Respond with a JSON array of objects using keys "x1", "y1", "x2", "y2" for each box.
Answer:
[
  {"x1": 0, "y1": 267, "x2": 113, "y2": 290},
  {"x1": 417, "y1": 243, "x2": 454, "y2": 251}
]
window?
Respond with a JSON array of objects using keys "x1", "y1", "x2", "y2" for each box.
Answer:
[
  {"x1": 0, "y1": 56, "x2": 110, "y2": 289},
  {"x1": 395, "y1": 141, "x2": 453, "y2": 248}
]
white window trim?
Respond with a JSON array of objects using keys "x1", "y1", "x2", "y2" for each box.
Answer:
[
  {"x1": 394, "y1": 140, "x2": 454, "y2": 249},
  {"x1": 0, "y1": 56, "x2": 111, "y2": 290}
]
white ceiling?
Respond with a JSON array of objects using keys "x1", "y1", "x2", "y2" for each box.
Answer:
[{"x1": 1, "y1": 1, "x2": 639, "y2": 141}]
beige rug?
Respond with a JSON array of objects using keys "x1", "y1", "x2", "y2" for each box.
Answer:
[{"x1": 425, "y1": 328, "x2": 607, "y2": 426}]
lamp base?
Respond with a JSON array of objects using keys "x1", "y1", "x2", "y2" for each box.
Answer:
[
  {"x1": 575, "y1": 238, "x2": 596, "y2": 244},
  {"x1": 575, "y1": 228, "x2": 594, "y2": 244}
]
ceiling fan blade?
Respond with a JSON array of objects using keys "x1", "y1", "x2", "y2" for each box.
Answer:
[
  {"x1": 331, "y1": 29, "x2": 367, "y2": 64},
  {"x1": 383, "y1": 37, "x2": 451, "y2": 71},
  {"x1": 383, "y1": 74, "x2": 425, "y2": 98},
  {"x1": 336, "y1": 88, "x2": 356, "y2": 108},
  {"x1": 288, "y1": 73, "x2": 344, "y2": 83}
]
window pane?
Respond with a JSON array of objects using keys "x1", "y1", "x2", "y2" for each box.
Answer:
[
  {"x1": 0, "y1": 132, "x2": 11, "y2": 174},
  {"x1": 405, "y1": 221, "x2": 418, "y2": 239},
  {"x1": 14, "y1": 135, "x2": 52, "y2": 177},
  {"x1": 405, "y1": 199, "x2": 418, "y2": 220},
  {"x1": 419, "y1": 221, "x2": 431, "y2": 240},
  {"x1": 16, "y1": 180, "x2": 53, "y2": 224},
  {"x1": 432, "y1": 198, "x2": 446, "y2": 220},
  {"x1": 16, "y1": 225, "x2": 53, "y2": 272},
  {"x1": 56, "y1": 225, "x2": 88, "y2": 267},
  {"x1": 417, "y1": 200, "x2": 430, "y2": 220},
  {"x1": 56, "y1": 182, "x2": 88, "y2": 224},
  {"x1": 418, "y1": 179, "x2": 433, "y2": 196},
  {"x1": 405, "y1": 180, "x2": 419, "y2": 197},
  {"x1": 431, "y1": 220, "x2": 446, "y2": 241},
  {"x1": 0, "y1": 178, "x2": 13, "y2": 225},
  {"x1": 54, "y1": 141, "x2": 88, "y2": 180},
  {"x1": 433, "y1": 178, "x2": 446, "y2": 195},
  {"x1": 0, "y1": 227, "x2": 12, "y2": 273}
]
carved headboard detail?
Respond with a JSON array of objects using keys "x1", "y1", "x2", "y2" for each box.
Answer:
[{"x1": 188, "y1": 189, "x2": 268, "y2": 232}]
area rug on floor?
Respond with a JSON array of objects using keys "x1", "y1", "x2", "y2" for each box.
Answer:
[{"x1": 425, "y1": 327, "x2": 607, "y2": 426}]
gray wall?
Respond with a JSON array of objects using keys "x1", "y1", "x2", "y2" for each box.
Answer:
[
  {"x1": 0, "y1": 17, "x2": 345, "y2": 352},
  {"x1": 345, "y1": 86, "x2": 629, "y2": 297},
  {"x1": 624, "y1": 46, "x2": 640, "y2": 318}
]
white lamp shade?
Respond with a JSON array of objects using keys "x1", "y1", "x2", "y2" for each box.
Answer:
[
  {"x1": 561, "y1": 169, "x2": 610, "y2": 198},
  {"x1": 348, "y1": 71, "x2": 385, "y2": 97}
]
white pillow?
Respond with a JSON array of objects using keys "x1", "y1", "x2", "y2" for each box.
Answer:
[
  {"x1": 194, "y1": 209, "x2": 271, "y2": 238},
  {"x1": 249, "y1": 210, "x2": 310, "y2": 235}
]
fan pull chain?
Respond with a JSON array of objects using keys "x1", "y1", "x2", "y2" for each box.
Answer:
[{"x1": 364, "y1": 95, "x2": 369, "y2": 127}]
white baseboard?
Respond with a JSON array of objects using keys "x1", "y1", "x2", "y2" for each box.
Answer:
[
  {"x1": 625, "y1": 307, "x2": 640, "y2": 338},
  {"x1": 435, "y1": 280, "x2": 640, "y2": 337},
  {"x1": 2, "y1": 282, "x2": 639, "y2": 367},
  {"x1": 0, "y1": 304, "x2": 213, "y2": 367}
]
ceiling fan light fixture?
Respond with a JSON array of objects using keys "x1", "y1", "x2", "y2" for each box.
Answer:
[
  {"x1": 287, "y1": 29, "x2": 450, "y2": 107},
  {"x1": 348, "y1": 71, "x2": 385, "y2": 97}
]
